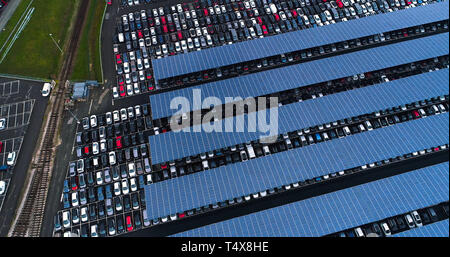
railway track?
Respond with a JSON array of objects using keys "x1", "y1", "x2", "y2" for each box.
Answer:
[{"x1": 10, "y1": 0, "x2": 91, "y2": 237}]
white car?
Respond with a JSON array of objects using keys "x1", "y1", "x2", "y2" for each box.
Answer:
[
  {"x1": 134, "y1": 105, "x2": 141, "y2": 117},
  {"x1": 62, "y1": 211, "x2": 71, "y2": 228},
  {"x1": 114, "y1": 182, "x2": 121, "y2": 196},
  {"x1": 90, "y1": 115, "x2": 97, "y2": 128},
  {"x1": 130, "y1": 178, "x2": 137, "y2": 192},
  {"x1": 96, "y1": 171, "x2": 103, "y2": 185},
  {"x1": 128, "y1": 162, "x2": 136, "y2": 177},
  {"x1": 112, "y1": 110, "x2": 120, "y2": 122},
  {"x1": 80, "y1": 207, "x2": 88, "y2": 222},
  {"x1": 0, "y1": 118, "x2": 6, "y2": 130},
  {"x1": 7, "y1": 152, "x2": 16, "y2": 165},
  {"x1": 120, "y1": 108, "x2": 127, "y2": 121},
  {"x1": 121, "y1": 179, "x2": 129, "y2": 195},
  {"x1": 112, "y1": 87, "x2": 119, "y2": 98},
  {"x1": 109, "y1": 151, "x2": 116, "y2": 165},
  {"x1": 90, "y1": 224, "x2": 98, "y2": 237},
  {"x1": 71, "y1": 192, "x2": 79, "y2": 207},
  {"x1": 41, "y1": 83, "x2": 51, "y2": 97},
  {"x1": 0, "y1": 181, "x2": 6, "y2": 195}
]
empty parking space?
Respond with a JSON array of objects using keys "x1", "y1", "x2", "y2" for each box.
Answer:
[
  {"x1": 0, "y1": 99, "x2": 34, "y2": 131},
  {"x1": 0, "y1": 80, "x2": 20, "y2": 97}
]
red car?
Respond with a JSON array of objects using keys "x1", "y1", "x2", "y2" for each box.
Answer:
[
  {"x1": 291, "y1": 10, "x2": 297, "y2": 18},
  {"x1": 274, "y1": 13, "x2": 280, "y2": 21},
  {"x1": 177, "y1": 31, "x2": 183, "y2": 40},
  {"x1": 119, "y1": 85, "x2": 126, "y2": 97},
  {"x1": 84, "y1": 146, "x2": 89, "y2": 155},
  {"x1": 412, "y1": 110, "x2": 420, "y2": 119},
  {"x1": 115, "y1": 54, "x2": 122, "y2": 64},
  {"x1": 161, "y1": 16, "x2": 166, "y2": 25},
  {"x1": 178, "y1": 213, "x2": 186, "y2": 219},
  {"x1": 118, "y1": 75, "x2": 124, "y2": 86},
  {"x1": 337, "y1": 1, "x2": 343, "y2": 8},
  {"x1": 163, "y1": 25, "x2": 168, "y2": 33},
  {"x1": 146, "y1": 71, "x2": 152, "y2": 80},
  {"x1": 203, "y1": 8, "x2": 208, "y2": 16},
  {"x1": 0, "y1": 141, "x2": 3, "y2": 153},
  {"x1": 137, "y1": 30, "x2": 143, "y2": 39},
  {"x1": 126, "y1": 215, "x2": 133, "y2": 232},
  {"x1": 148, "y1": 83, "x2": 154, "y2": 91},
  {"x1": 257, "y1": 17, "x2": 262, "y2": 25},
  {"x1": 116, "y1": 136, "x2": 122, "y2": 149},
  {"x1": 262, "y1": 25, "x2": 268, "y2": 35}
]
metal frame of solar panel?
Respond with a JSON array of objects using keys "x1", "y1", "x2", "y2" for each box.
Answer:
[
  {"x1": 150, "y1": 33, "x2": 449, "y2": 119},
  {"x1": 145, "y1": 113, "x2": 449, "y2": 220},
  {"x1": 171, "y1": 162, "x2": 449, "y2": 237},
  {"x1": 392, "y1": 219, "x2": 449, "y2": 237},
  {"x1": 152, "y1": 1, "x2": 449, "y2": 81},
  {"x1": 149, "y1": 69, "x2": 449, "y2": 164}
]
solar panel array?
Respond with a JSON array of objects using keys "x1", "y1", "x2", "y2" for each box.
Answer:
[
  {"x1": 150, "y1": 33, "x2": 449, "y2": 119},
  {"x1": 149, "y1": 69, "x2": 449, "y2": 164},
  {"x1": 171, "y1": 162, "x2": 449, "y2": 237},
  {"x1": 152, "y1": 1, "x2": 449, "y2": 81},
  {"x1": 145, "y1": 113, "x2": 450, "y2": 220},
  {"x1": 392, "y1": 219, "x2": 449, "y2": 237}
]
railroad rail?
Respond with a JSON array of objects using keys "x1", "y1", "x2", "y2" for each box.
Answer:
[{"x1": 9, "y1": 0, "x2": 91, "y2": 237}]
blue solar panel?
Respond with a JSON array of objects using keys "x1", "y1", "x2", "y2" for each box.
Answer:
[
  {"x1": 145, "y1": 113, "x2": 450, "y2": 220},
  {"x1": 152, "y1": 1, "x2": 449, "y2": 81},
  {"x1": 171, "y1": 162, "x2": 449, "y2": 237},
  {"x1": 392, "y1": 219, "x2": 449, "y2": 237},
  {"x1": 149, "y1": 69, "x2": 449, "y2": 164},
  {"x1": 150, "y1": 33, "x2": 449, "y2": 119}
]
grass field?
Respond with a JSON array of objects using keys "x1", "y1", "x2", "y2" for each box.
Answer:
[
  {"x1": 0, "y1": 0, "x2": 79, "y2": 79},
  {"x1": 71, "y1": 0, "x2": 105, "y2": 82}
]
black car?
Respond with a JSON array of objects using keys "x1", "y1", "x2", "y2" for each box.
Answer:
[
  {"x1": 117, "y1": 216, "x2": 125, "y2": 234},
  {"x1": 134, "y1": 211, "x2": 142, "y2": 229},
  {"x1": 98, "y1": 220, "x2": 107, "y2": 237},
  {"x1": 89, "y1": 204, "x2": 97, "y2": 220}
]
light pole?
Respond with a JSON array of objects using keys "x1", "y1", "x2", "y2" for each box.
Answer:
[{"x1": 49, "y1": 33, "x2": 63, "y2": 54}]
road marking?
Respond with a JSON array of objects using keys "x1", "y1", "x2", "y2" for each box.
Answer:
[{"x1": 88, "y1": 99, "x2": 93, "y2": 114}]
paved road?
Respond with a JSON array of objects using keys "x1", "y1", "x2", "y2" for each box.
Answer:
[
  {"x1": 0, "y1": 78, "x2": 48, "y2": 236},
  {"x1": 0, "y1": 0, "x2": 23, "y2": 34}
]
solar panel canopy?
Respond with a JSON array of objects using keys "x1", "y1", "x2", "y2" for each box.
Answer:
[
  {"x1": 150, "y1": 33, "x2": 449, "y2": 119},
  {"x1": 392, "y1": 219, "x2": 449, "y2": 237},
  {"x1": 145, "y1": 113, "x2": 449, "y2": 220},
  {"x1": 149, "y1": 69, "x2": 449, "y2": 164},
  {"x1": 172, "y1": 162, "x2": 449, "y2": 237},
  {"x1": 152, "y1": 1, "x2": 449, "y2": 81}
]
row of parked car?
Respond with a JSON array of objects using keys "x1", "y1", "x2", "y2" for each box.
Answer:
[
  {"x1": 333, "y1": 202, "x2": 449, "y2": 237},
  {"x1": 117, "y1": 0, "x2": 432, "y2": 58},
  {"x1": 112, "y1": 0, "x2": 440, "y2": 98},
  {"x1": 157, "y1": 20, "x2": 448, "y2": 88},
  {"x1": 147, "y1": 93, "x2": 449, "y2": 185}
]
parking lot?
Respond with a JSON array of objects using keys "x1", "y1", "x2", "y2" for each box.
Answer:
[
  {"x1": 0, "y1": 99, "x2": 34, "y2": 131},
  {"x1": 109, "y1": 0, "x2": 433, "y2": 99},
  {"x1": 0, "y1": 80, "x2": 20, "y2": 97},
  {"x1": 0, "y1": 78, "x2": 49, "y2": 237},
  {"x1": 47, "y1": 0, "x2": 449, "y2": 237}
]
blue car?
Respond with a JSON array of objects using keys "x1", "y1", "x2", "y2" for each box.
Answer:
[
  {"x1": 63, "y1": 193, "x2": 70, "y2": 209},
  {"x1": 315, "y1": 133, "x2": 322, "y2": 142},
  {"x1": 105, "y1": 184, "x2": 112, "y2": 199},
  {"x1": 97, "y1": 187, "x2": 104, "y2": 201},
  {"x1": 63, "y1": 179, "x2": 70, "y2": 193}
]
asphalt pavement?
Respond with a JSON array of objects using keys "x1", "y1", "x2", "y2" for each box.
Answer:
[{"x1": 0, "y1": 77, "x2": 48, "y2": 236}]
